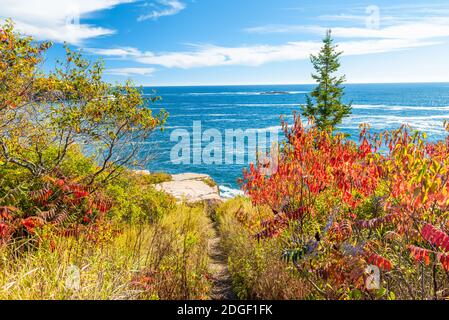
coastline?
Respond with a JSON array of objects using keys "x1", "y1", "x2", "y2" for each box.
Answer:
[{"x1": 135, "y1": 170, "x2": 243, "y2": 202}]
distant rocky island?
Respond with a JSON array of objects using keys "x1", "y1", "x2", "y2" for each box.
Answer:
[{"x1": 260, "y1": 91, "x2": 290, "y2": 95}]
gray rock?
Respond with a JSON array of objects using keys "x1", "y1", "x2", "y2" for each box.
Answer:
[{"x1": 154, "y1": 173, "x2": 223, "y2": 203}]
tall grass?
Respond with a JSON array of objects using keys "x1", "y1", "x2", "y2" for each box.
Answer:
[
  {"x1": 216, "y1": 197, "x2": 311, "y2": 300},
  {"x1": 0, "y1": 204, "x2": 213, "y2": 300}
]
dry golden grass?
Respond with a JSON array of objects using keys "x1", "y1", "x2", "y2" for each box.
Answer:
[
  {"x1": 0, "y1": 204, "x2": 213, "y2": 300},
  {"x1": 216, "y1": 197, "x2": 311, "y2": 300}
]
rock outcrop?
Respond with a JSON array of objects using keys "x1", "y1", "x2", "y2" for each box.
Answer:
[{"x1": 154, "y1": 173, "x2": 222, "y2": 203}]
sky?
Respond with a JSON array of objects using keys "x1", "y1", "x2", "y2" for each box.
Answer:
[{"x1": 1, "y1": 0, "x2": 449, "y2": 86}]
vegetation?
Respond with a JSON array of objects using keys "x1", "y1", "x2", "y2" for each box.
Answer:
[
  {"x1": 3, "y1": 21, "x2": 449, "y2": 301},
  {"x1": 216, "y1": 197, "x2": 311, "y2": 299},
  {"x1": 215, "y1": 32, "x2": 449, "y2": 300},
  {"x1": 0, "y1": 202, "x2": 213, "y2": 299},
  {"x1": 234, "y1": 116, "x2": 449, "y2": 299},
  {"x1": 301, "y1": 30, "x2": 352, "y2": 131},
  {"x1": 0, "y1": 22, "x2": 213, "y2": 300}
]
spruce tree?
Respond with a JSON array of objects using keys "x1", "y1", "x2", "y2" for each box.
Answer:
[{"x1": 302, "y1": 30, "x2": 352, "y2": 131}]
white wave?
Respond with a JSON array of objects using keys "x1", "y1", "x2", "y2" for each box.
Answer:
[
  {"x1": 350, "y1": 114, "x2": 449, "y2": 121},
  {"x1": 208, "y1": 118, "x2": 248, "y2": 122},
  {"x1": 234, "y1": 103, "x2": 299, "y2": 107},
  {"x1": 342, "y1": 114, "x2": 449, "y2": 134},
  {"x1": 184, "y1": 91, "x2": 307, "y2": 96},
  {"x1": 164, "y1": 125, "x2": 188, "y2": 129},
  {"x1": 219, "y1": 185, "x2": 244, "y2": 199},
  {"x1": 353, "y1": 104, "x2": 449, "y2": 111},
  {"x1": 246, "y1": 125, "x2": 283, "y2": 133},
  {"x1": 169, "y1": 114, "x2": 203, "y2": 118}
]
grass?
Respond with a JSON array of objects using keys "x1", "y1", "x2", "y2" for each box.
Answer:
[
  {"x1": 200, "y1": 177, "x2": 218, "y2": 189},
  {"x1": 216, "y1": 197, "x2": 312, "y2": 300},
  {"x1": 143, "y1": 172, "x2": 173, "y2": 185},
  {"x1": 0, "y1": 203, "x2": 214, "y2": 300}
]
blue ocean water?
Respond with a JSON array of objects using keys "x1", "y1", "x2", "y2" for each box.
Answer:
[{"x1": 142, "y1": 83, "x2": 449, "y2": 197}]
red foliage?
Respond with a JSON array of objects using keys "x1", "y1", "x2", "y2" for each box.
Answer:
[
  {"x1": 421, "y1": 224, "x2": 449, "y2": 252},
  {"x1": 255, "y1": 207, "x2": 305, "y2": 240},
  {"x1": 242, "y1": 116, "x2": 380, "y2": 213},
  {"x1": 241, "y1": 116, "x2": 449, "y2": 291},
  {"x1": 366, "y1": 253, "x2": 392, "y2": 272},
  {"x1": 408, "y1": 245, "x2": 431, "y2": 266},
  {"x1": 22, "y1": 217, "x2": 44, "y2": 234},
  {"x1": 0, "y1": 175, "x2": 112, "y2": 242}
]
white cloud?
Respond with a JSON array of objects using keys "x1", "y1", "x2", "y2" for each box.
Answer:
[
  {"x1": 245, "y1": 18, "x2": 449, "y2": 40},
  {"x1": 88, "y1": 37, "x2": 439, "y2": 69},
  {"x1": 87, "y1": 47, "x2": 142, "y2": 57},
  {"x1": 332, "y1": 19, "x2": 449, "y2": 40},
  {"x1": 138, "y1": 0, "x2": 185, "y2": 21},
  {"x1": 85, "y1": 4, "x2": 449, "y2": 70},
  {"x1": 106, "y1": 67, "x2": 156, "y2": 76},
  {"x1": 0, "y1": 0, "x2": 135, "y2": 44},
  {"x1": 244, "y1": 25, "x2": 323, "y2": 34}
]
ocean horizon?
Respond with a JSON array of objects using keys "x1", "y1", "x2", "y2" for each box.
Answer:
[{"x1": 143, "y1": 82, "x2": 449, "y2": 197}]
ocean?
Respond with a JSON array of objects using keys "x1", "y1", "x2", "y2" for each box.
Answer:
[{"x1": 142, "y1": 83, "x2": 449, "y2": 197}]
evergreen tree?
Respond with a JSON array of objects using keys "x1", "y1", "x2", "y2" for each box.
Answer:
[{"x1": 302, "y1": 30, "x2": 352, "y2": 130}]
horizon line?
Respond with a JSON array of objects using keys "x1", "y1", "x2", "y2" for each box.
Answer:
[{"x1": 134, "y1": 81, "x2": 449, "y2": 87}]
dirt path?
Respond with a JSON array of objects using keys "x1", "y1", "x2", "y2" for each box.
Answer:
[{"x1": 208, "y1": 222, "x2": 236, "y2": 300}]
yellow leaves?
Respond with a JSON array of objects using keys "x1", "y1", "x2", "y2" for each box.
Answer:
[
  {"x1": 431, "y1": 159, "x2": 441, "y2": 174},
  {"x1": 417, "y1": 163, "x2": 428, "y2": 181}
]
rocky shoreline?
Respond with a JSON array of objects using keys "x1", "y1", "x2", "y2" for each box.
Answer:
[{"x1": 136, "y1": 171, "x2": 223, "y2": 203}]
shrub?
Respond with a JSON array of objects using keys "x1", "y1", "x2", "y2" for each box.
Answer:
[
  {"x1": 241, "y1": 117, "x2": 449, "y2": 299},
  {"x1": 106, "y1": 172, "x2": 176, "y2": 223},
  {"x1": 216, "y1": 197, "x2": 311, "y2": 299},
  {"x1": 0, "y1": 21, "x2": 167, "y2": 185},
  {"x1": 0, "y1": 204, "x2": 213, "y2": 300}
]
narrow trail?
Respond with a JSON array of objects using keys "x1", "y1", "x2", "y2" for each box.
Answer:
[{"x1": 208, "y1": 221, "x2": 236, "y2": 300}]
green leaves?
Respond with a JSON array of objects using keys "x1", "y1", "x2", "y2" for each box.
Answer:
[
  {"x1": 0, "y1": 22, "x2": 167, "y2": 187},
  {"x1": 301, "y1": 29, "x2": 352, "y2": 131}
]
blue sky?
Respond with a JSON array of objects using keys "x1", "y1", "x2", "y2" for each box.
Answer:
[{"x1": 2, "y1": 0, "x2": 449, "y2": 85}]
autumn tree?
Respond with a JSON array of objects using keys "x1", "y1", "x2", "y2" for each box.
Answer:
[
  {"x1": 0, "y1": 21, "x2": 167, "y2": 185},
  {"x1": 302, "y1": 30, "x2": 352, "y2": 131}
]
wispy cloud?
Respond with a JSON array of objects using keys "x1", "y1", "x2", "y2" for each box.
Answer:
[
  {"x1": 245, "y1": 18, "x2": 449, "y2": 40},
  {"x1": 105, "y1": 67, "x2": 156, "y2": 76},
  {"x1": 88, "y1": 36, "x2": 439, "y2": 69},
  {"x1": 138, "y1": 0, "x2": 186, "y2": 21},
  {"x1": 244, "y1": 25, "x2": 322, "y2": 34},
  {"x1": 0, "y1": 0, "x2": 135, "y2": 45},
  {"x1": 88, "y1": 47, "x2": 142, "y2": 57},
  {"x1": 87, "y1": 3, "x2": 449, "y2": 70}
]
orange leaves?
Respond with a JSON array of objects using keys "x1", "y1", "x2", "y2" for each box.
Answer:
[
  {"x1": 408, "y1": 245, "x2": 431, "y2": 266},
  {"x1": 0, "y1": 207, "x2": 19, "y2": 241},
  {"x1": 0, "y1": 174, "x2": 114, "y2": 243},
  {"x1": 0, "y1": 206, "x2": 18, "y2": 221},
  {"x1": 242, "y1": 116, "x2": 449, "y2": 293},
  {"x1": 0, "y1": 222, "x2": 9, "y2": 234},
  {"x1": 421, "y1": 224, "x2": 449, "y2": 252},
  {"x1": 366, "y1": 253, "x2": 392, "y2": 272},
  {"x1": 242, "y1": 117, "x2": 380, "y2": 211},
  {"x1": 21, "y1": 217, "x2": 44, "y2": 234},
  {"x1": 31, "y1": 188, "x2": 53, "y2": 205},
  {"x1": 329, "y1": 220, "x2": 353, "y2": 242},
  {"x1": 408, "y1": 245, "x2": 449, "y2": 271},
  {"x1": 255, "y1": 207, "x2": 305, "y2": 240},
  {"x1": 440, "y1": 254, "x2": 449, "y2": 271},
  {"x1": 409, "y1": 222, "x2": 449, "y2": 271}
]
